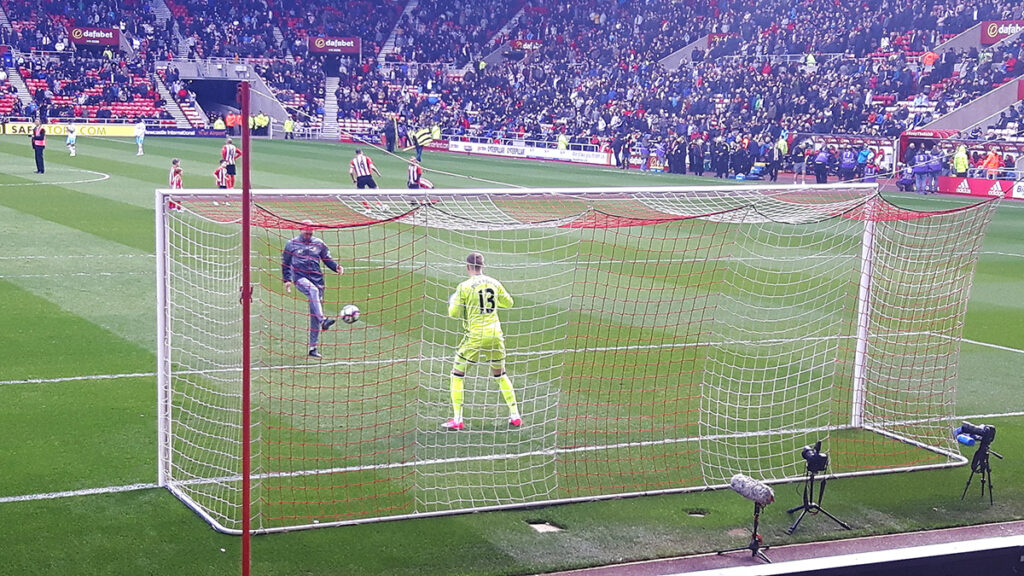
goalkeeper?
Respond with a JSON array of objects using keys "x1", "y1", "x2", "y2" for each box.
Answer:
[
  {"x1": 281, "y1": 221, "x2": 343, "y2": 359},
  {"x1": 443, "y1": 252, "x2": 521, "y2": 430}
]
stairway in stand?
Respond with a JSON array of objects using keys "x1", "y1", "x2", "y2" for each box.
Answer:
[
  {"x1": 322, "y1": 76, "x2": 340, "y2": 140},
  {"x1": 154, "y1": 69, "x2": 200, "y2": 129},
  {"x1": 379, "y1": 0, "x2": 418, "y2": 61}
]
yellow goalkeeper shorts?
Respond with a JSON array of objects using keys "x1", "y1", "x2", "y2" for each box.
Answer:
[{"x1": 455, "y1": 331, "x2": 506, "y2": 367}]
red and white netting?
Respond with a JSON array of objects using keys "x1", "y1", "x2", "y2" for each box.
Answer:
[{"x1": 156, "y1": 185, "x2": 997, "y2": 533}]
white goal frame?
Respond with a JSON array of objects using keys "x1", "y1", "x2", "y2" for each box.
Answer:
[{"x1": 156, "y1": 184, "x2": 985, "y2": 534}]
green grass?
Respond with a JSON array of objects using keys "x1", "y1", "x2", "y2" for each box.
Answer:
[{"x1": 0, "y1": 136, "x2": 1022, "y2": 575}]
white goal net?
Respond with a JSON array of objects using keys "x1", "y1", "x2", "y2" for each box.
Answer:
[{"x1": 155, "y1": 185, "x2": 996, "y2": 533}]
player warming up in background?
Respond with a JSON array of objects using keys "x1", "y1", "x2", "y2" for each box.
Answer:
[
  {"x1": 134, "y1": 119, "x2": 146, "y2": 155},
  {"x1": 169, "y1": 158, "x2": 183, "y2": 189},
  {"x1": 65, "y1": 124, "x2": 77, "y2": 157},
  {"x1": 281, "y1": 221, "x2": 343, "y2": 359},
  {"x1": 221, "y1": 137, "x2": 242, "y2": 188},
  {"x1": 444, "y1": 252, "x2": 521, "y2": 430},
  {"x1": 349, "y1": 148, "x2": 382, "y2": 189},
  {"x1": 214, "y1": 159, "x2": 229, "y2": 188},
  {"x1": 406, "y1": 157, "x2": 422, "y2": 189}
]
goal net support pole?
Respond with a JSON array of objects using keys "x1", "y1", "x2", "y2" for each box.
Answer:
[
  {"x1": 851, "y1": 215, "x2": 875, "y2": 428},
  {"x1": 239, "y1": 80, "x2": 253, "y2": 576}
]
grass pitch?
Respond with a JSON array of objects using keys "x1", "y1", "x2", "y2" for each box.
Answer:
[{"x1": 0, "y1": 136, "x2": 1021, "y2": 575}]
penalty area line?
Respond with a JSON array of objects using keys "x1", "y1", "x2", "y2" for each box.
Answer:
[{"x1": 3, "y1": 333, "x2": 1023, "y2": 387}]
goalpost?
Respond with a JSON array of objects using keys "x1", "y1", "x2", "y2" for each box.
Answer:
[{"x1": 155, "y1": 184, "x2": 997, "y2": 534}]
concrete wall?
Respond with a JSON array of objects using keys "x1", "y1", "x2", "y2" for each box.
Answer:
[
  {"x1": 924, "y1": 79, "x2": 1024, "y2": 130},
  {"x1": 658, "y1": 35, "x2": 709, "y2": 70},
  {"x1": 934, "y1": 23, "x2": 982, "y2": 53},
  {"x1": 157, "y1": 59, "x2": 290, "y2": 125}
]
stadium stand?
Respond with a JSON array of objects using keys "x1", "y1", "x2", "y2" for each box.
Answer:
[
  {"x1": 0, "y1": 67, "x2": 21, "y2": 116},
  {"x1": 17, "y1": 55, "x2": 175, "y2": 121},
  {"x1": 254, "y1": 55, "x2": 325, "y2": 123},
  {"x1": 0, "y1": 0, "x2": 1019, "y2": 154},
  {"x1": 125, "y1": 7, "x2": 180, "y2": 62},
  {"x1": 168, "y1": 0, "x2": 285, "y2": 59},
  {"x1": 388, "y1": 0, "x2": 524, "y2": 65},
  {"x1": 157, "y1": 64, "x2": 205, "y2": 127},
  {"x1": 272, "y1": 0, "x2": 404, "y2": 59}
]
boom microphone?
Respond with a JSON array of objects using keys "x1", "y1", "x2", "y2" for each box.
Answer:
[{"x1": 730, "y1": 474, "x2": 775, "y2": 507}]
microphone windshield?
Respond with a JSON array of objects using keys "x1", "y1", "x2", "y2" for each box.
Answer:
[{"x1": 730, "y1": 474, "x2": 775, "y2": 506}]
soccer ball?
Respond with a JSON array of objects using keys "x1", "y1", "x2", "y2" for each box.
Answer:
[{"x1": 340, "y1": 304, "x2": 361, "y2": 324}]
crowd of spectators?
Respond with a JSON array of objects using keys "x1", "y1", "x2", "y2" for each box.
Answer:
[
  {"x1": 0, "y1": 0, "x2": 156, "y2": 52},
  {"x1": 255, "y1": 55, "x2": 325, "y2": 122},
  {"x1": 17, "y1": 54, "x2": 173, "y2": 120},
  {"x1": 378, "y1": 0, "x2": 1022, "y2": 158},
  {"x1": 387, "y1": 0, "x2": 524, "y2": 66},
  {"x1": 169, "y1": 0, "x2": 285, "y2": 59},
  {"x1": 1, "y1": 0, "x2": 1022, "y2": 152},
  {"x1": 123, "y1": 7, "x2": 180, "y2": 63},
  {"x1": 983, "y1": 100, "x2": 1024, "y2": 139},
  {"x1": 275, "y1": 0, "x2": 404, "y2": 59}
]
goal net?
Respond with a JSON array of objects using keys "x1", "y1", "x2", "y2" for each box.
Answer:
[{"x1": 155, "y1": 185, "x2": 996, "y2": 533}]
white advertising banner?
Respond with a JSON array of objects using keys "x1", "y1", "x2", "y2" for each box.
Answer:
[{"x1": 448, "y1": 140, "x2": 612, "y2": 166}]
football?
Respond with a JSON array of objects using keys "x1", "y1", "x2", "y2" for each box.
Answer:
[{"x1": 340, "y1": 304, "x2": 361, "y2": 324}]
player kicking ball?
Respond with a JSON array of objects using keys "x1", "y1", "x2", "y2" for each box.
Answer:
[
  {"x1": 443, "y1": 252, "x2": 521, "y2": 430},
  {"x1": 281, "y1": 221, "x2": 343, "y2": 359}
]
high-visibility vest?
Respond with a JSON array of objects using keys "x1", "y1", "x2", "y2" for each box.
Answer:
[
  {"x1": 32, "y1": 126, "x2": 46, "y2": 147},
  {"x1": 953, "y1": 149, "x2": 969, "y2": 173},
  {"x1": 412, "y1": 127, "x2": 432, "y2": 146},
  {"x1": 283, "y1": 119, "x2": 294, "y2": 132}
]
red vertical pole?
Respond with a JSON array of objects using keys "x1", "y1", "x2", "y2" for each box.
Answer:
[{"x1": 239, "y1": 80, "x2": 253, "y2": 576}]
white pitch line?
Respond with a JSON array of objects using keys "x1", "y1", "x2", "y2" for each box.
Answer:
[
  {"x1": 0, "y1": 482, "x2": 158, "y2": 504},
  {"x1": 918, "y1": 194, "x2": 1024, "y2": 209},
  {"x1": 961, "y1": 337, "x2": 1024, "y2": 355},
  {"x1": 0, "y1": 372, "x2": 158, "y2": 386},
  {"x1": 1, "y1": 331, "x2": 1017, "y2": 387},
  {"x1": 981, "y1": 251, "x2": 1024, "y2": 259},
  {"x1": 0, "y1": 271, "x2": 153, "y2": 279},
  {"x1": 0, "y1": 168, "x2": 110, "y2": 187},
  {"x1": 0, "y1": 338, "x2": 788, "y2": 387},
  {"x1": 0, "y1": 254, "x2": 155, "y2": 261},
  {"x1": 3, "y1": 409, "x2": 1022, "y2": 506}
]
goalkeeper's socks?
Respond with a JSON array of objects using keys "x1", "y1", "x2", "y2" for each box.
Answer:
[
  {"x1": 450, "y1": 374, "x2": 465, "y2": 423},
  {"x1": 496, "y1": 374, "x2": 519, "y2": 419}
]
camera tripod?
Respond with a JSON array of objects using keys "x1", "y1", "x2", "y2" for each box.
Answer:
[
  {"x1": 961, "y1": 441, "x2": 1002, "y2": 504},
  {"x1": 785, "y1": 469, "x2": 851, "y2": 534},
  {"x1": 717, "y1": 502, "x2": 771, "y2": 563}
]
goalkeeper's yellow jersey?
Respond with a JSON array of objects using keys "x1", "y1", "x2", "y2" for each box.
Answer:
[{"x1": 448, "y1": 274, "x2": 513, "y2": 335}]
